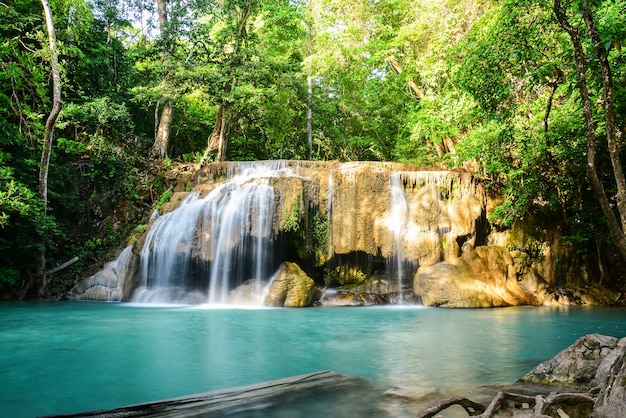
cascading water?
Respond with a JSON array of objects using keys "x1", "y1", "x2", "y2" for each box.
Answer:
[
  {"x1": 388, "y1": 173, "x2": 410, "y2": 301},
  {"x1": 132, "y1": 164, "x2": 287, "y2": 304},
  {"x1": 206, "y1": 180, "x2": 275, "y2": 305},
  {"x1": 73, "y1": 161, "x2": 486, "y2": 306}
]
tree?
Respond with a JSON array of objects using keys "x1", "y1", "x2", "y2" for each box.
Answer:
[
  {"x1": 151, "y1": 0, "x2": 174, "y2": 159},
  {"x1": 37, "y1": 0, "x2": 62, "y2": 296},
  {"x1": 200, "y1": 0, "x2": 258, "y2": 163},
  {"x1": 554, "y1": 0, "x2": 626, "y2": 261}
]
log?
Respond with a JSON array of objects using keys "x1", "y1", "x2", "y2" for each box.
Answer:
[{"x1": 43, "y1": 371, "x2": 365, "y2": 418}]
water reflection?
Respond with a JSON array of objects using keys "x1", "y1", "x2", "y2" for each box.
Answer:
[{"x1": 0, "y1": 303, "x2": 625, "y2": 417}]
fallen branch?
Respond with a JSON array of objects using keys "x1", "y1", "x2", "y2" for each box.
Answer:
[{"x1": 46, "y1": 256, "x2": 79, "y2": 275}]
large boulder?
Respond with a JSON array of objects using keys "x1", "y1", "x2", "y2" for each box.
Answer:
[
  {"x1": 520, "y1": 333, "x2": 620, "y2": 390},
  {"x1": 263, "y1": 262, "x2": 318, "y2": 307},
  {"x1": 413, "y1": 243, "x2": 537, "y2": 308},
  {"x1": 519, "y1": 333, "x2": 626, "y2": 417}
]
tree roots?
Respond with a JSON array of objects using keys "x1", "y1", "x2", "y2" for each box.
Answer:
[{"x1": 416, "y1": 390, "x2": 596, "y2": 418}]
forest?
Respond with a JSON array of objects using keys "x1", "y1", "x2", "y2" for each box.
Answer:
[{"x1": 1, "y1": 0, "x2": 625, "y2": 299}]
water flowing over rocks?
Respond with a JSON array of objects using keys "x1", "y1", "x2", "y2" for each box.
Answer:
[{"x1": 70, "y1": 160, "x2": 622, "y2": 306}]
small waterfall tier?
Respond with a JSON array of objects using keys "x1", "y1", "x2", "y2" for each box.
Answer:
[{"x1": 74, "y1": 161, "x2": 487, "y2": 305}]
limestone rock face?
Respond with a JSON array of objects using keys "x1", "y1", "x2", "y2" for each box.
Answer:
[
  {"x1": 263, "y1": 262, "x2": 318, "y2": 307},
  {"x1": 74, "y1": 160, "x2": 615, "y2": 306},
  {"x1": 70, "y1": 247, "x2": 137, "y2": 301},
  {"x1": 120, "y1": 161, "x2": 489, "y2": 303},
  {"x1": 413, "y1": 244, "x2": 536, "y2": 308}
]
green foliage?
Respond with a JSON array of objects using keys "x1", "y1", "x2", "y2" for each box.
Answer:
[
  {"x1": 283, "y1": 197, "x2": 303, "y2": 233},
  {"x1": 1, "y1": 0, "x2": 625, "y2": 294},
  {"x1": 155, "y1": 187, "x2": 173, "y2": 211}
]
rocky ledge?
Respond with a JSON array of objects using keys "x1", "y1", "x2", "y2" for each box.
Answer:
[{"x1": 414, "y1": 333, "x2": 626, "y2": 417}]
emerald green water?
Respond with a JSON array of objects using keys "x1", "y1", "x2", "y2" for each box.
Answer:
[{"x1": 1, "y1": 302, "x2": 625, "y2": 417}]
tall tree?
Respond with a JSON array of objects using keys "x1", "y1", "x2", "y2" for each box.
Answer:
[
  {"x1": 200, "y1": 0, "x2": 258, "y2": 164},
  {"x1": 151, "y1": 0, "x2": 174, "y2": 159},
  {"x1": 554, "y1": 0, "x2": 626, "y2": 261},
  {"x1": 37, "y1": 0, "x2": 62, "y2": 296}
]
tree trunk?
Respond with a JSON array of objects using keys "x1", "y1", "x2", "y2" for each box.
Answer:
[
  {"x1": 306, "y1": 18, "x2": 314, "y2": 161},
  {"x1": 215, "y1": 105, "x2": 228, "y2": 162},
  {"x1": 151, "y1": 100, "x2": 173, "y2": 159},
  {"x1": 37, "y1": 0, "x2": 62, "y2": 297},
  {"x1": 200, "y1": 104, "x2": 225, "y2": 165},
  {"x1": 201, "y1": 5, "x2": 253, "y2": 164},
  {"x1": 553, "y1": 0, "x2": 626, "y2": 261},
  {"x1": 306, "y1": 73, "x2": 313, "y2": 161},
  {"x1": 151, "y1": 0, "x2": 174, "y2": 160},
  {"x1": 581, "y1": 1, "x2": 626, "y2": 232}
]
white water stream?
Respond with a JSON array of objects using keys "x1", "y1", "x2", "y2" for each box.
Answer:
[{"x1": 133, "y1": 163, "x2": 292, "y2": 304}]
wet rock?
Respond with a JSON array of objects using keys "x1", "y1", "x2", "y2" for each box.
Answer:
[
  {"x1": 263, "y1": 262, "x2": 318, "y2": 307},
  {"x1": 384, "y1": 385, "x2": 440, "y2": 401},
  {"x1": 319, "y1": 289, "x2": 388, "y2": 306},
  {"x1": 228, "y1": 279, "x2": 266, "y2": 305}
]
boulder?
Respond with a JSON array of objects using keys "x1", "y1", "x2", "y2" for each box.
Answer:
[
  {"x1": 413, "y1": 244, "x2": 537, "y2": 308},
  {"x1": 518, "y1": 333, "x2": 626, "y2": 417},
  {"x1": 593, "y1": 337, "x2": 626, "y2": 417},
  {"x1": 263, "y1": 262, "x2": 318, "y2": 307},
  {"x1": 520, "y1": 334, "x2": 619, "y2": 390},
  {"x1": 418, "y1": 333, "x2": 626, "y2": 417}
]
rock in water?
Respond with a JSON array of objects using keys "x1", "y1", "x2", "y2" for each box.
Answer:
[{"x1": 263, "y1": 262, "x2": 318, "y2": 307}]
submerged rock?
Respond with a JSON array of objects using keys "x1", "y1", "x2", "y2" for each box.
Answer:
[{"x1": 319, "y1": 289, "x2": 388, "y2": 306}]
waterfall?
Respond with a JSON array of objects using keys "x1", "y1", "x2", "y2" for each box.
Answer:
[
  {"x1": 132, "y1": 164, "x2": 286, "y2": 304},
  {"x1": 206, "y1": 180, "x2": 275, "y2": 305},
  {"x1": 78, "y1": 160, "x2": 487, "y2": 306},
  {"x1": 388, "y1": 173, "x2": 410, "y2": 301}
]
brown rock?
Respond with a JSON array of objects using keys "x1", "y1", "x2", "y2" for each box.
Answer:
[
  {"x1": 413, "y1": 244, "x2": 536, "y2": 308},
  {"x1": 263, "y1": 262, "x2": 318, "y2": 307}
]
